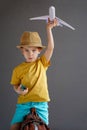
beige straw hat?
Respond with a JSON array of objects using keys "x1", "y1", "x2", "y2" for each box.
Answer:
[{"x1": 16, "y1": 31, "x2": 45, "y2": 49}]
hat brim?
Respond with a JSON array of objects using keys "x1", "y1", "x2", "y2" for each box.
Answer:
[{"x1": 16, "y1": 44, "x2": 46, "y2": 49}]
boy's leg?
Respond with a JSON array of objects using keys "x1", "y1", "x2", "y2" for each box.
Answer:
[
  {"x1": 10, "y1": 123, "x2": 21, "y2": 130},
  {"x1": 10, "y1": 103, "x2": 30, "y2": 126},
  {"x1": 33, "y1": 102, "x2": 49, "y2": 125}
]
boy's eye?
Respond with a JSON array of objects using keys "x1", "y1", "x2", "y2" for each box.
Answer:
[
  {"x1": 25, "y1": 49, "x2": 29, "y2": 52},
  {"x1": 32, "y1": 50, "x2": 36, "y2": 52}
]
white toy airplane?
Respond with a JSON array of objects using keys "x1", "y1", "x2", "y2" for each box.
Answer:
[{"x1": 29, "y1": 6, "x2": 75, "y2": 30}]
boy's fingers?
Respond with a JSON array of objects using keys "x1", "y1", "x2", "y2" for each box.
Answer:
[{"x1": 24, "y1": 88, "x2": 28, "y2": 93}]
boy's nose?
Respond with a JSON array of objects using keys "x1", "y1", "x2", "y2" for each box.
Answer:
[{"x1": 29, "y1": 51, "x2": 33, "y2": 56}]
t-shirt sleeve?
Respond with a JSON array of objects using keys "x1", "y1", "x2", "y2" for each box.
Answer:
[
  {"x1": 40, "y1": 55, "x2": 51, "y2": 68},
  {"x1": 10, "y1": 68, "x2": 21, "y2": 85}
]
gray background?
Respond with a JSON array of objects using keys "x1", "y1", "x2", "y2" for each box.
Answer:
[{"x1": 0, "y1": 0, "x2": 87, "y2": 130}]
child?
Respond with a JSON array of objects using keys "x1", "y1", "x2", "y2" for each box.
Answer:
[{"x1": 10, "y1": 18, "x2": 58, "y2": 130}]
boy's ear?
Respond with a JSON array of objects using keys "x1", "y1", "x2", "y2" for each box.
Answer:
[
  {"x1": 38, "y1": 48, "x2": 42, "y2": 54},
  {"x1": 38, "y1": 47, "x2": 43, "y2": 53}
]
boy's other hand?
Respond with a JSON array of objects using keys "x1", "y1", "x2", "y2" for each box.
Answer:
[{"x1": 14, "y1": 85, "x2": 28, "y2": 95}]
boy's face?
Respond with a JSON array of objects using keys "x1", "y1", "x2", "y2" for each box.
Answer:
[{"x1": 21, "y1": 46, "x2": 41, "y2": 62}]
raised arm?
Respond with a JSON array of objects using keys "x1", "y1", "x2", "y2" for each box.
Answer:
[{"x1": 44, "y1": 18, "x2": 58, "y2": 62}]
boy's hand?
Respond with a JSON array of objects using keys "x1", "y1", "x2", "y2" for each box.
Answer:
[
  {"x1": 14, "y1": 85, "x2": 28, "y2": 95},
  {"x1": 47, "y1": 18, "x2": 59, "y2": 29}
]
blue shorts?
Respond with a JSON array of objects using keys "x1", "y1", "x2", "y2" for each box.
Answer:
[{"x1": 11, "y1": 102, "x2": 49, "y2": 125}]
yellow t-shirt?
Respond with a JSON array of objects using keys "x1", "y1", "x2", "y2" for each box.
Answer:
[{"x1": 10, "y1": 55, "x2": 50, "y2": 104}]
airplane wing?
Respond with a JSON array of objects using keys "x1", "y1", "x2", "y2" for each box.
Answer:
[
  {"x1": 30, "y1": 15, "x2": 48, "y2": 20},
  {"x1": 56, "y1": 17, "x2": 75, "y2": 30},
  {"x1": 29, "y1": 16, "x2": 75, "y2": 30}
]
